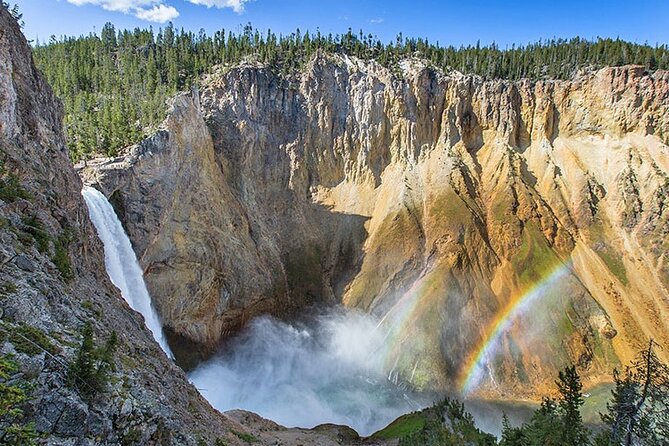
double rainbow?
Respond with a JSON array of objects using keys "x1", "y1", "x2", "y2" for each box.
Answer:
[{"x1": 458, "y1": 261, "x2": 573, "y2": 395}]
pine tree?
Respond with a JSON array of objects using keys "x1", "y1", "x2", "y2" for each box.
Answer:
[
  {"x1": 31, "y1": 21, "x2": 669, "y2": 161},
  {"x1": 68, "y1": 323, "x2": 118, "y2": 399},
  {"x1": 499, "y1": 413, "x2": 526, "y2": 446},
  {"x1": 68, "y1": 322, "x2": 97, "y2": 397},
  {"x1": 599, "y1": 340, "x2": 669, "y2": 445},
  {"x1": 523, "y1": 397, "x2": 564, "y2": 445},
  {"x1": 100, "y1": 22, "x2": 116, "y2": 49},
  {"x1": 94, "y1": 331, "x2": 118, "y2": 391},
  {"x1": 557, "y1": 365, "x2": 589, "y2": 445}
]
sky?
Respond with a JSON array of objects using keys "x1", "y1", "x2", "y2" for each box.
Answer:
[{"x1": 14, "y1": 0, "x2": 669, "y2": 48}]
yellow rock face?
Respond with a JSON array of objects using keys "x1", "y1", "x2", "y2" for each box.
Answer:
[{"x1": 82, "y1": 55, "x2": 669, "y2": 398}]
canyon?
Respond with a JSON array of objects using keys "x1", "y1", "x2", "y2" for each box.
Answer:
[
  {"x1": 0, "y1": 7, "x2": 382, "y2": 444},
  {"x1": 80, "y1": 52, "x2": 669, "y2": 400},
  {"x1": 2, "y1": 0, "x2": 669, "y2": 441}
]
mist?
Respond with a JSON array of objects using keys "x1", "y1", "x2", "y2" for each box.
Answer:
[{"x1": 188, "y1": 308, "x2": 427, "y2": 436}]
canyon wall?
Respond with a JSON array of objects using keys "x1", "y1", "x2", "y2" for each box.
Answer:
[
  {"x1": 1, "y1": 8, "x2": 362, "y2": 445},
  {"x1": 83, "y1": 54, "x2": 669, "y2": 398}
]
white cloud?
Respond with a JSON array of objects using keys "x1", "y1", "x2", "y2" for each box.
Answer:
[
  {"x1": 67, "y1": 0, "x2": 156, "y2": 13},
  {"x1": 66, "y1": 0, "x2": 179, "y2": 23},
  {"x1": 186, "y1": 0, "x2": 249, "y2": 13},
  {"x1": 66, "y1": 0, "x2": 247, "y2": 23},
  {"x1": 135, "y1": 4, "x2": 179, "y2": 22},
  {"x1": 370, "y1": 17, "x2": 384, "y2": 24}
]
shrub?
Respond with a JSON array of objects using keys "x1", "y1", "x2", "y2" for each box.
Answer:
[
  {"x1": 0, "y1": 161, "x2": 31, "y2": 203},
  {"x1": 0, "y1": 281, "x2": 17, "y2": 297},
  {"x1": 0, "y1": 355, "x2": 38, "y2": 445},
  {"x1": 53, "y1": 233, "x2": 73, "y2": 281},
  {"x1": 68, "y1": 322, "x2": 117, "y2": 399},
  {"x1": 121, "y1": 428, "x2": 142, "y2": 446},
  {"x1": 231, "y1": 430, "x2": 258, "y2": 443},
  {"x1": 20, "y1": 215, "x2": 49, "y2": 253},
  {"x1": 0, "y1": 323, "x2": 59, "y2": 356}
]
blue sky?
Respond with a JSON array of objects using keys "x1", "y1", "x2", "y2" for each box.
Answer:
[{"x1": 15, "y1": 0, "x2": 669, "y2": 48}]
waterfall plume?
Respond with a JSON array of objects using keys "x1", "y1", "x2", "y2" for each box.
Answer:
[{"x1": 82, "y1": 186, "x2": 173, "y2": 358}]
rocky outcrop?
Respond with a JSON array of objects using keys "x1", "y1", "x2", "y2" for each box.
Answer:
[
  {"x1": 82, "y1": 53, "x2": 669, "y2": 398},
  {"x1": 0, "y1": 8, "x2": 375, "y2": 445},
  {"x1": 0, "y1": 7, "x2": 247, "y2": 444}
]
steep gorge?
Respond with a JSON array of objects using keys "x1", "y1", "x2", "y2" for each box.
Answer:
[
  {"x1": 82, "y1": 54, "x2": 669, "y2": 399},
  {"x1": 0, "y1": 8, "x2": 377, "y2": 444}
]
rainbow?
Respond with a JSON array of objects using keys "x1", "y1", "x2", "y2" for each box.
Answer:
[
  {"x1": 373, "y1": 274, "x2": 427, "y2": 367},
  {"x1": 458, "y1": 261, "x2": 573, "y2": 395},
  {"x1": 369, "y1": 268, "x2": 447, "y2": 378}
]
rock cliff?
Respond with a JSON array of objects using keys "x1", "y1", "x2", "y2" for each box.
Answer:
[
  {"x1": 0, "y1": 8, "x2": 370, "y2": 445},
  {"x1": 82, "y1": 53, "x2": 669, "y2": 398},
  {"x1": 0, "y1": 6, "x2": 251, "y2": 444}
]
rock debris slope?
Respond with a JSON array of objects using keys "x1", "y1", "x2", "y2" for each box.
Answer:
[{"x1": 83, "y1": 53, "x2": 669, "y2": 398}]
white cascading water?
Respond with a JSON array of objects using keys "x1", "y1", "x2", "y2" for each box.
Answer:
[{"x1": 82, "y1": 186, "x2": 173, "y2": 358}]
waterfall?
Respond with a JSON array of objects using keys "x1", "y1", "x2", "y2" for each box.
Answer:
[{"x1": 82, "y1": 186, "x2": 173, "y2": 358}]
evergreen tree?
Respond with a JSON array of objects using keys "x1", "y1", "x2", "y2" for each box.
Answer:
[
  {"x1": 501, "y1": 366, "x2": 589, "y2": 446},
  {"x1": 499, "y1": 413, "x2": 526, "y2": 446},
  {"x1": 557, "y1": 365, "x2": 589, "y2": 445},
  {"x1": 30, "y1": 19, "x2": 669, "y2": 161},
  {"x1": 68, "y1": 323, "x2": 118, "y2": 399},
  {"x1": 68, "y1": 322, "x2": 96, "y2": 395},
  {"x1": 599, "y1": 340, "x2": 669, "y2": 445},
  {"x1": 1, "y1": 2, "x2": 24, "y2": 28},
  {"x1": 523, "y1": 397, "x2": 564, "y2": 445},
  {"x1": 100, "y1": 22, "x2": 116, "y2": 49}
]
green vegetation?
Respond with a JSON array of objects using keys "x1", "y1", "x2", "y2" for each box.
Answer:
[
  {"x1": 0, "y1": 322, "x2": 59, "y2": 356},
  {"x1": 557, "y1": 366, "x2": 590, "y2": 445},
  {"x1": 10, "y1": 212, "x2": 73, "y2": 282},
  {"x1": 32, "y1": 21, "x2": 669, "y2": 160},
  {"x1": 375, "y1": 398, "x2": 496, "y2": 445},
  {"x1": 1, "y1": 2, "x2": 23, "y2": 28},
  {"x1": 0, "y1": 281, "x2": 17, "y2": 297},
  {"x1": 120, "y1": 428, "x2": 142, "y2": 446},
  {"x1": 373, "y1": 398, "x2": 496, "y2": 445},
  {"x1": 498, "y1": 344, "x2": 669, "y2": 445},
  {"x1": 372, "y1": 412, "x2": 427, "y2": 440},
  {"x1": 596, "y1": 246, "x2": 629, "y2": 286},
  {"x1": 511, "y1": 222, "x2": 558, "y2": 286},
  {"x1": 231, "y1": 430, "x2": 258, "y2": 443},
  {"x1": 20, "y1": 215, "x2": 49, "y2": 253},
  {"x1": 0, "y1": 160, "x2": 31, "y2": 203},
  {"x1": 373, "y1": 344, "x2": 668, "y2": 446},
  {"x1": 0, "y1": 355, "x2": 37, "y2": 445},
  {"x1": 497, "y1": 365, "x2": 592, "y2": 445},
  {"x1": 52, "y1": 233, "x2": 74, "y2": 281},
  {"x1": 595, "y1": 340, "x2": 669, "y2": 446},
  {"x1": 67, "y1": 322, "x2": 118, "y2": 399},
  {"x1": 588, "y1": 222, "x2": 629, "y2": 286}
]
